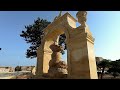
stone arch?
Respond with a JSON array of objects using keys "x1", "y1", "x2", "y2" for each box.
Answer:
[{"x1": 36, "y1": 12, "x2": 98, "y2": 79}]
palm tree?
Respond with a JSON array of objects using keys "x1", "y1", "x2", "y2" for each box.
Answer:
[{"x1": 97, "y1": 59, "x2": 111, "y2": 79}]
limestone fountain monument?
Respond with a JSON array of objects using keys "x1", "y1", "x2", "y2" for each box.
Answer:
[{"x1": 35, "y1": 11, "x2": 98, "y2": 79}]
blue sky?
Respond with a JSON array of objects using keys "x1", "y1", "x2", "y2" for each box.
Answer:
[{"x1": 0, "y1": 11, "x2": 120, "y2": 67}]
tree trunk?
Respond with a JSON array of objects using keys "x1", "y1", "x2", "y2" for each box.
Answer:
[
  {"x1": 101, "y1": 67, "x2": 105, "y2": 79},
  {"x1": 114, "y1": 75, "x2": 116, "y2": 78}
]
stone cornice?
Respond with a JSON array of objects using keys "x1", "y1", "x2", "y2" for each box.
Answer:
[{"x1": 86, "y1": 34, "x2": 95, "y2": 44}]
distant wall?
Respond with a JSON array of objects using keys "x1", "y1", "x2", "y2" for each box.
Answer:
[
  {"x1": 20, "y1": 66, "x2": 35, "y2": 72},
  {"x1": 0, "y1": 67, "x2": 14, "y2": 72}
]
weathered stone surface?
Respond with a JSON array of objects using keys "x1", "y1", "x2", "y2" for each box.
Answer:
[
  {"x1": 36, "y1": 11, "x2": 98, "y2": 79},
  {"x1": 56, "y1": 61, "x2": 68, "y2": 69},
  {"x1": 47, "y1": 44, "x2": 68, "y2": 78},
  {"x1": 32, "y1": 67, "x2": 36, "y2": 75},
  {"x1": 76, "y1": 11, "x2": 87, "y2": 27}
]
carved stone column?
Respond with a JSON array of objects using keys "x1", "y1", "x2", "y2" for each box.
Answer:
[
  {"x1": 66, "y1": 11, "x2": 98, "y2": 79},
  {"x1": 48, "y1": 43, "x2": 68, "y2": 78}
]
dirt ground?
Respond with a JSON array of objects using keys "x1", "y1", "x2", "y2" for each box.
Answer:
[
  {"x1": 11, "y1": 73, "x2": 120, "y2": 79},
  {"x1": 98, "y1": 74, "x2": 120, "y2": 79}
]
